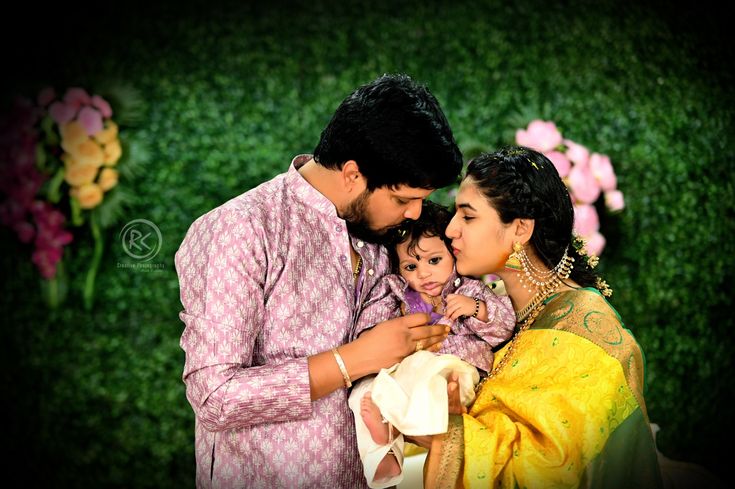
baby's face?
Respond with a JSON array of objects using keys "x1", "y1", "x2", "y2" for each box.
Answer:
[{"x1": 396, "y1": 235, "x2": 455, "y2": 297}]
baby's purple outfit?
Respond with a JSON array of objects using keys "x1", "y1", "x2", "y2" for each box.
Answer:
[{"x1": 373, "y1": 271, "x2": 516, "y2": 372}]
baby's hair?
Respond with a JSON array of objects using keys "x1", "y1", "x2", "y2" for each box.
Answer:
[{"x1": 388, "y1": 200, "x2": 454, "y2": 272}]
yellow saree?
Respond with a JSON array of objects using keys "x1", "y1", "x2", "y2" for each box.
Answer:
[{"x1": 424, "y1": 288, "x2": 662, "y2": 489}]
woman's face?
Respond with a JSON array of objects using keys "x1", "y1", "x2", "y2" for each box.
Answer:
[{"x1": 445, "y1": 179, "x2": 514, "y2": 277}]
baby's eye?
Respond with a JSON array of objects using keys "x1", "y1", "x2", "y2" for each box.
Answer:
[
  {"x1": 428, "y1": 257, "x2": 442, "y2": 265},
  {"x1": 403, "y1": 264, "x2": 417, "y2": 272}
]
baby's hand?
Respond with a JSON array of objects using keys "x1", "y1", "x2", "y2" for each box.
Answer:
[{"x1": 444, "y1": 294, "x2": 479, "y2": 321}]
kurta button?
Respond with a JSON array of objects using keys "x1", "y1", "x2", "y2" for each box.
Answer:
[
  {"x1": 367, "y1": 269, "x2": 374, "y2": 276},
  {"x1": 340, "y1": 255, "x2": 347, "y2": 262},
  {"x1": 454, "y1": 278, "x2": 461, "y2": 287},
  {"x1": 357, "y1": 241, "x2": 364, "y2": 248},
  {"x1": 334, "y1": 224, "x2": 341, "y2": 232}
]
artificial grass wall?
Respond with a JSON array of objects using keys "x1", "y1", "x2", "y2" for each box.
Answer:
[{"x1": 2, "y1": 0, "x2": 733, "y2": 486}]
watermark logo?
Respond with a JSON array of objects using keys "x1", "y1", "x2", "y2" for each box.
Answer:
[{"x1": 120, "y1": 219, "x2": 162, "y2": 262}]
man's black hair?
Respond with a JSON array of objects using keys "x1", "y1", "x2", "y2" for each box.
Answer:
[{"x1": 313, "y1": 73, "x2": 462, "y2": 191}]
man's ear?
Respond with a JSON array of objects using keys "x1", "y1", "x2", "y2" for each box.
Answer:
[
  {"x1": 341, "y1": 160, "x2": 364, "y2": 192},
  {"x1": 514, "y1": 218, "x2": 535, "y2": 245}
]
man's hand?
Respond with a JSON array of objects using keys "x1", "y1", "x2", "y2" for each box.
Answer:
[{"x1": 357, "y1": 313, "x2": 449, "y2": 369}]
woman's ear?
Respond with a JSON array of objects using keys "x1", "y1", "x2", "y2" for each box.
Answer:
[
  {"x1": 341, "y1": 160, "x2": 364, "y2": 192},
  {"x1": 513, "y1": 218, "x2": 535, "y2": 245}
]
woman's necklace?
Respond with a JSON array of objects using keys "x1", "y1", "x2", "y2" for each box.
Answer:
[
  {"x1": 515, "y1": 291, "x2": 545, "y2": 322},
  {"x1": 474, "y1": 289, "x2": 553, "y2": 393}
]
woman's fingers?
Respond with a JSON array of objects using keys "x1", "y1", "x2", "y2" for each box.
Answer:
[{"x1": 447, "y1": 374, "x2": 466, "y2": 414}]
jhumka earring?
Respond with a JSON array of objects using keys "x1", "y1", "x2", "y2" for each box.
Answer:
[{"x1": 504, "y1": 242, "x2": 523, "y2": 270}]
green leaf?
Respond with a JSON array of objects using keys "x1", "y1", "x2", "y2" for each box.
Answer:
[
  {"x1": 96, "y1": 187, "x2": 133, "y2": 229},
  {"x1": 47, "y1": 167, "x2": 66, "y2": 203},
  {"x1": 70, "y1": 195, "x2": 85, "y2": 226}
]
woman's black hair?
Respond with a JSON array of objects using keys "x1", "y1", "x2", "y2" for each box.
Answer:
[
  {"x1": 465, "y1": 146, "x2": 600, "y2": 289},
  {"x1": 387, "y1": 200, "x2": 453, "y2": 272}
]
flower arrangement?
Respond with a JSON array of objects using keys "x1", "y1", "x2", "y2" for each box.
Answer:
[
  {"x1": 515, "y1": 119, "x2": 625, "y2": 257},
  {"x1": 0, "y1": 85, "x2": 141, "y2": 309}
]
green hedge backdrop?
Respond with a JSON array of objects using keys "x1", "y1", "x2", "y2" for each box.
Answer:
[{"x1": 2, "y1": 0, "x2": 733, "y2": 487}]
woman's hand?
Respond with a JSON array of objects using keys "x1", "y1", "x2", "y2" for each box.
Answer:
[
  {"x1": 405, "y1": 373, "x2": 466, "y2": 449},
  {"x1": 447, "y1": 372, "x2": 467, "y2": 415}
]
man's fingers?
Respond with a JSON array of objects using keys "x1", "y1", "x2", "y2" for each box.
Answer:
[{"x1": 402, "y1": 312, "x2": 431, "y2": 327}]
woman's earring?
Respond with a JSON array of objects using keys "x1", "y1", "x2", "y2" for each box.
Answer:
[{"x1": 505, "y1": 242, "x2": 523, "y2": 270}]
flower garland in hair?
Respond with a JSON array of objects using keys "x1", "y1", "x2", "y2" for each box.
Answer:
[{"x1": 572, "y1": 233, "x2": 613, "y2": 297}]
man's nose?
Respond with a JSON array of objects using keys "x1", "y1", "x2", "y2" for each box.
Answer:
[{"x1": 404, "y1": 200, "x2": 422, "y2": 220}]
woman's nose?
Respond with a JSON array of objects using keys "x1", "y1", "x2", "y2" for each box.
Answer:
[{"x1": 445, "y1": 216, "x2": 459, "y2": 238}]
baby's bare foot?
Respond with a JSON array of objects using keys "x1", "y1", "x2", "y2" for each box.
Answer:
[
  {"x1": 361, "y1": 392, "x2": 390, "y2": 444},
  {"x1": 374, "y1": 451, "x2": 401, "y2": 482}
]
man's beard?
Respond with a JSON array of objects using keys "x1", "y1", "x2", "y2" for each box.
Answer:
[{"x1": 342, "y1": 189, "x2": 406, "y2": 245}]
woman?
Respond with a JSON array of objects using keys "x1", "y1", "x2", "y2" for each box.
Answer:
[{"x1": 422, "y1": 146, "x2": 663, "y2": 488}]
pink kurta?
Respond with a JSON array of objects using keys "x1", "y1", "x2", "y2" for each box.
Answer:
[{"x1": 175, "y1": 155, "x2": 396, "y2": 488}]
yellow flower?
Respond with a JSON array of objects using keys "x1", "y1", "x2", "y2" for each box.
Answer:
[
  {"x1": 64, "y1": 162, "x2": 99, "y2": 186},
  {"x1": 98, "y1": 168, "x2": 119, "y2": 191},
  {"x1": 103, "y1": 139, "x2": 122, "y2": 166},
  {"x1": 67, "y1": 139, "x2": 105, "y2": 167},
  {"x1": 60, "y1": 121, "x2": 88, "y2": 150},
  {"x1": 75, "y1": 183, "x2": 104, "y2": 209},
  {"x1": 94, "y1": 121, "x2": 119, "y2": 145}
]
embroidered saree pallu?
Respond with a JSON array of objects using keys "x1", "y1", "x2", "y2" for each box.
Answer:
[{"x1": 424, "y1": 288, "x2": 663, "y2": 489}]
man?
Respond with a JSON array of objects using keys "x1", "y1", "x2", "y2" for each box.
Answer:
[{"x1": 175, "y1": 73, "x2": 462, "y2": 488}]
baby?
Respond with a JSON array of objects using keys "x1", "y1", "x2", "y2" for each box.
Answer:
[{"x1": 348, "y1": 201, "x2": 515, "y2": 488}]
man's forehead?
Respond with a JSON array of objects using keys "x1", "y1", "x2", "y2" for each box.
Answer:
[{"x1": 389, "y1": 185, "x2": 433, "y2": 199}]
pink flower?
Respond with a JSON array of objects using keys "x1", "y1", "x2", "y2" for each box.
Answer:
[
  {"x1": 589, "y1": 153, "x2": 617, "y2": 191},
  {"x1": 545, "y1": 150, "x2": 571, "y2": 178},
  {"x1": 49, "y1": 101, "x2": 77, "y2": 125},
  {"x1": 78, "y1": 106, "x2": 104, "y2": 135},
  {"x1": 37, "y1": 87, "x2": 57, "y2": 107},
  {"x1": 91, "y1": 95, "x2": 113, "y2": 118},
  {"x1": 573, "y1": 204, "x2": 600, "y2": 237},
  {"x1": 63, "y1": 87, "x2": 92, "y2": 110},
  {"x1": 584, "y1": 231, "x2": 606, "y2": 256},
  {"x1": 32, "y1": 246, "x2": 63, "y2": 279},
  {"x1": 605, "y1": 190, "x2": 625, "y2": 212},
  {"x1": 13, "y1": 221, "x2": 35, "y2": 243},
  {"x1": 30, "y1": 201, "x2": 66, "y2": 230},
  {"x1": 515, "y1": 119, "x2": 563, "y2": 152},
  {"x1": 564, "y1": 139, "x2": 590, "y2": 166},
  {"x1": 567, "y1": 164, "x2": 601, "y2": 204}
]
